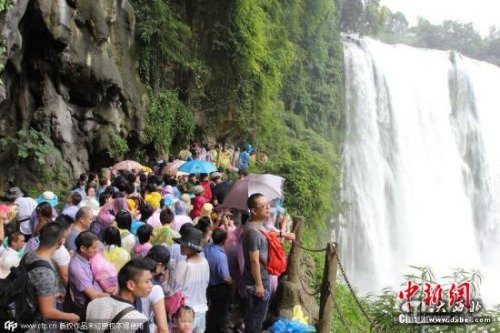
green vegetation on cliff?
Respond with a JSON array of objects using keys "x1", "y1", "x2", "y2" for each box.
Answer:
[
  {"x1": 143, "y1": 90, "x2": 195, "y2": 155},
  {"x1": 0, "y1": 0, "x2": 11, "y2": 12},
  {"x1": 130, "y1": 0, "x2": 345, "y2": 234},
  {"x1": 130, "y1": 0, "x2": 350, "y2": 330}
]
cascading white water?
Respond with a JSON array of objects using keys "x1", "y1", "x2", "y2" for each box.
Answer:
[
  {"x1": 58, "y1": 0, "x2": 69, "y2": 26},
  {"x1": 338, "y1": 37, "x2": 500, "y2": 305}
]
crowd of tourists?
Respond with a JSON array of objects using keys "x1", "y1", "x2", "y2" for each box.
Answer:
[
  {"x1": 174, "y1": 143, "x2": 268, "y2": 172},
  {"x1": 0, "y1": 143, "x2": 294, "y2": 333}
]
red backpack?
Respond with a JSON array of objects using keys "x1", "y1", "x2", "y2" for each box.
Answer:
[{"x1": 259, "y1": 230, "x2": 287, "y2": 276}]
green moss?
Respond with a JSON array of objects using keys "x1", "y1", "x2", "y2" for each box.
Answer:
[
  {"x1": 0, "y1": 0, "x2": 11, "y2": 12},
  {"x1": 143, "y1": 90, "x2": 194, "y2": 155},
  {"x1": 129, "y1": 0, "x2": 191, "y2": 90},
  {"x1": 108, "y1": 131, "x2": 129, "y2": 159}
]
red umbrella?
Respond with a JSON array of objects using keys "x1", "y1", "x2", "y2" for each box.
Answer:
[
  {"x1": 111, "y1": 160, "x2": 143, "y2": 171},
  {"x1": 221, "y1": 174, "x2": 285, "y2": 211}
]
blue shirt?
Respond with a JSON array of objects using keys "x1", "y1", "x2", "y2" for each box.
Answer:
[{"x1": 204, "y1": 243, "x2": 230, "y2": 286}]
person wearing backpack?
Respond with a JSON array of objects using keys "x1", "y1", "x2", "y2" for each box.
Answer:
[
  {"x1": 3, "y1": 222, "x2": 80, "y2": 328},
  {"x1": 241, "y1": 193, "x2": 273, "y2": 333}
]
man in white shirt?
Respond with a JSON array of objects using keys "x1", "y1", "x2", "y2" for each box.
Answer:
[
  {"x1": 6, "y1": 187, "x2": 38, "y2": 235},
  {"x1": 0, "y1": 231, "x2": 24, "y2": 259}
]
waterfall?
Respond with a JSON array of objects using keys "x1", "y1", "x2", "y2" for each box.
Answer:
[
  {"x1": 339, "y1": 37, "x2": 500, "y2": 305},
  {"x1": 58, "y1": 0, "x2": 69, "y2": 27}
]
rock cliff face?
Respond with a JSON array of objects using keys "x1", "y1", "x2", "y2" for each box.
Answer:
[{"x1": 0, "y1": 0, "x2": 146, "y2": 179}]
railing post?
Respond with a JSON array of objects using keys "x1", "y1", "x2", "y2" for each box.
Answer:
[
  {"x1": 316, "y1": 242, "x2": 338, "y2": 333},
  {"x1": 287, "y1": 216, "x2": 303, "y2": 283}
]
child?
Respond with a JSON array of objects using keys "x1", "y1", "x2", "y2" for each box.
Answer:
[
  {"x1": 175, "y1": 306, "x2": 195, "y2": 333},
  {"x1": 90, "y1": 250, "x2": 118, "y2": 294},
  {"x1": 133, "y1": 224, "x2": 153, "y2": 259}
]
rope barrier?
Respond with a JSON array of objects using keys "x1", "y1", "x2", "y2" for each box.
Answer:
[
  {"x1": 333, "y1": 246, "x2": 382, "y2": 333},
  {"x1": 289, "y1": 231, "x2": 381, "y2": 332},
  {"x1": 331, "y1": 291, "x2": 352, "y2": 333},
  {"x1": 298, "y1": 272, "x2": 322, "y2": 297}
]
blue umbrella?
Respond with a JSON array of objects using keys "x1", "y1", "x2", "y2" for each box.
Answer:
[{"x1": 177, "y1": 160, "x2": 217, "y2": 174}]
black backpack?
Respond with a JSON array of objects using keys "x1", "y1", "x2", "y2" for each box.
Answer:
[{"x1": 0, "y1": 259, "x2": 54, "y2": 330}]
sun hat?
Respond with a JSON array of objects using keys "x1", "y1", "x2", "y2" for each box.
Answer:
[
  {"x1": 193, "y1": 185, "x2": 204, "y2": 195},
  {"x1": 173, "y1": 227, "x2": 203, "y2": 252},
  {"x1": 36, "y1": 191, "x2": 59, "y2": 208}
]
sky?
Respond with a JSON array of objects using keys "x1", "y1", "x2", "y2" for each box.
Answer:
[{"x1": 380, "y1": 0, "x2": 500, "y2": 36}]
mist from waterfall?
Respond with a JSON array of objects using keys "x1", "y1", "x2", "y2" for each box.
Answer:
[{"x1": 338, "y1": 37, "x2": 500, "y2": 305}]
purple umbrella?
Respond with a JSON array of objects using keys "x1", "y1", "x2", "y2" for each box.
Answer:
[{"x1": 221, "y1": 174, "x2": 285, "y2": 211}]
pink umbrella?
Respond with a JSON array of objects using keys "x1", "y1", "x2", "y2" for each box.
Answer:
[
  {"x1": 170, "y1": 159, "x2": 186, "y2": 168},
  {"x1": 162, "y1": 159, "x2": 186, "y2": 177},
  {"x1": 111, "y1": 160, "x2": 143, "y2": 171},
  {"x1": 221, "y1": 174, "x2": 285, "y2": 211}
]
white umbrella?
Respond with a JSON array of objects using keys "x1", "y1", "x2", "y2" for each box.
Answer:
[{"x1": 221, "y1": 174, "x2": 285, "y2": 211}]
